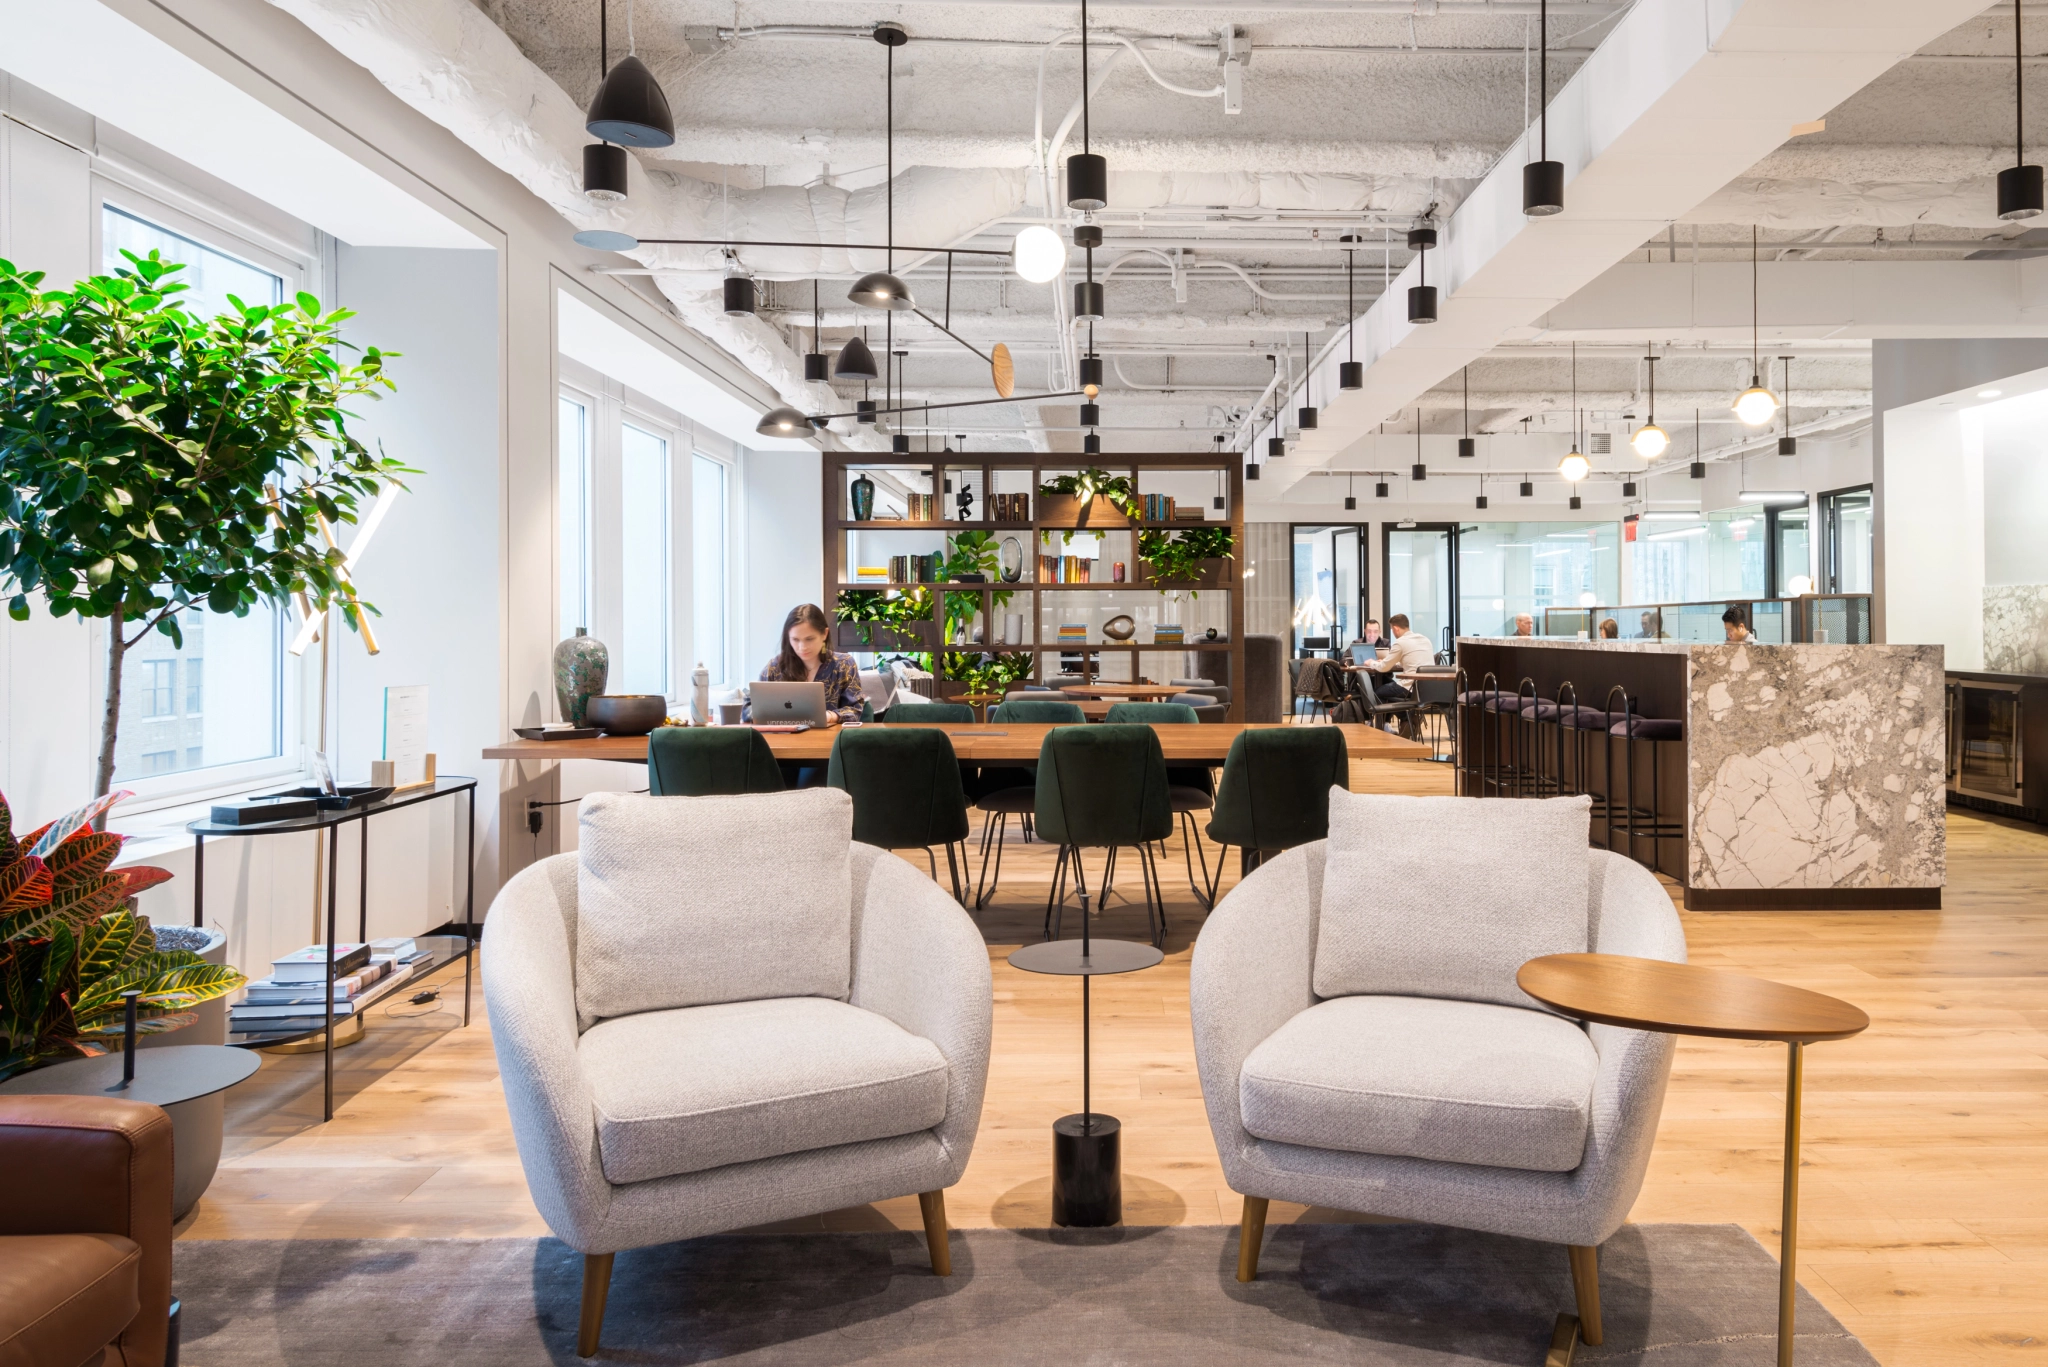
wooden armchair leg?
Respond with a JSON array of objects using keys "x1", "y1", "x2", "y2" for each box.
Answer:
[
  {"x1": 919, "y1": 1189, "x2": 953, "y2": 1276},
  {"x1": 1568, "y1": 1243, "x2": 1603, "y2": 1346},
  {"x1": 1236, "y1": 1196, "x2": 1270, "y2": 1283},
  {"x1": 578, "y1": 1252, "x2": 615, "y2": 1359}
]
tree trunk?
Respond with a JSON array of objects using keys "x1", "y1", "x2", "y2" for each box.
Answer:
[{"x1": 95, "y1": 596, "x2": 125, "y2": 812}]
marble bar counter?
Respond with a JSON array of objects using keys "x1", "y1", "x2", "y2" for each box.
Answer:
[{"x1": 1453, "y1": 637, "x2": 1947, "y2": 910}]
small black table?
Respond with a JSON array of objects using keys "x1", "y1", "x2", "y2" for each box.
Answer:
[
  {"x1": 1008, "y1": 934, "x2": 1163, "y2": 1227},
  {"x1": 0, "y1": 1043, "x2": 258, "y2": 1105},
  {"x1": 187, "y1": 777, "x2": 478, "y2": 1122}
]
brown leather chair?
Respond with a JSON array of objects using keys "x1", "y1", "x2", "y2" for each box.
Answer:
[{"x1": 0, "y1": 1095, "x2": 175, "y2": 1367}]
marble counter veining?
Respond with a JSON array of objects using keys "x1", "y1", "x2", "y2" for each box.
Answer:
[{"x1": 1686, "y1": 644, "x2": 1946, "y2": 892}]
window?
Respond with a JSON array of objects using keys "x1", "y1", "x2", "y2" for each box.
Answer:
[
  {"x1": 100, "y1": 206, "x2": 291, "y2": 788},
  {"x1": 1454, "y1": 522, "x2": 1620, "y2": 637},
  {"x1": 559, "y1": 396, "x2": 592, "y2": 633},
  {"x1": 1821, "y1": 486, "x2": 1872, "y2": 594},
  {"x1": 1290, "y1": 525, "x2": 1365, "y2": 654},
  {"x1": 692, "y1": 454, "x2": 729, "y2": 682},
  {"x1": 619, "y1": 423, "x2": 672, "y2": 696},
  {"x1": 1631, "y1": 507, "x2": 1765, "y2": 604}
]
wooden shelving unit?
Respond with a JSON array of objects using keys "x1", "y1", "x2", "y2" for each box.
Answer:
[{"x1": 821, "y1": 452, "x2": 1246, "y2": 720}]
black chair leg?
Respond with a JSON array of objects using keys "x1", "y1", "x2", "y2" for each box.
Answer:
[
  {"x1": 1204, "y1": 840, "x2": 1228, "y2": 907},
  {"x1": 1044, "y1": 842, "x2": 1070, "y2": 940},
  {"x1": 1179, "y1": 811, "x2": 1214, "y2": 910},
  {"x1": 1138, "y1": 841, "x2": 1168, "y2": 947},
  {"x1": 974, "y1": 811, "x2": 1001, "y2": 908},
  {"x1": 944, "y1": 840, "x2": 963, "y2": 904}
]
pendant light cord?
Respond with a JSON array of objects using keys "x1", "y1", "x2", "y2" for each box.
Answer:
[
  {"x1": 1081, "y1": 0, "x2": 1091, "y2": 154},
  {"x1": 599, "y1": 0, "x2": 607, "y2": 75},
  {"x1": 887, "y1": 43, "x2": 894, "y2": 274},
  {"x1": 1346, "y1": 246, "x2": 1355, "y2": 361},
  {"x1": 1539, "y1": 0, "x2": 1548, "y2": 162},
  {"x1": 1751, "y1": 224, "x2": 1760, "y2": 378},
  {"x1": 2021, "y1": 0, "x2": 2027, "y2": 169},
  {"x1": 1463, "y1": 365, "x2": 1469, "y2": 436}
]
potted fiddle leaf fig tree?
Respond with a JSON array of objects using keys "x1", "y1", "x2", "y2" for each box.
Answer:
[{"x1": 0, "y1": 249, "x2": 409, "y2": 800}]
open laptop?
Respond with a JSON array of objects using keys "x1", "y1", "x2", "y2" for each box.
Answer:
[{"x1": 751, "y1": 681, "x2": 830, "y2": 728}]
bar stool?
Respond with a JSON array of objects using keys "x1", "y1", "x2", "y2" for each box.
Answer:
[
  {"x1": 1604, "y1": 689, "x2": 1685, "y2": 873},
  {"x1": 1452, "y1": 670, "x2": 1516, "y2": 797}
]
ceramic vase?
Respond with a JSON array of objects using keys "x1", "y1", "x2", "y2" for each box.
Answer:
[
  {"x1": 850, "y1": 473, "x2": 877, "y2": 522},
  {"x1": 553, "y1": 629, "x2": 610, "y2": 726}
]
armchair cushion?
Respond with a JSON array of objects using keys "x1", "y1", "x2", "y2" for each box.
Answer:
[
  {"x1": 1315, "y1": 792, "x2": 1592, "y2": 1010},
  {"x1": 575, "y1": 789, "x2": 854, "y2": 1020},
  {"x1": 0, "y1": 1233, "x2": 141, "y2": 1367},
  {"x1": 578, "y1": 996, "x2": 949, "y2": 1184},
  {"x1": 1239, "y1": 995, "x2": 1600, "y2": 1173}
]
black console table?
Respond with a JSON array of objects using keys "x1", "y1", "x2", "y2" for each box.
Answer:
[{"x1": 187, "y1": 777, "x2": 478, "y2": 1122}]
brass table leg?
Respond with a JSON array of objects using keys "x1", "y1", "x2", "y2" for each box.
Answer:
[{"x1": 1779, "y1": 1041, "x2": 1803, "y2": 1367}]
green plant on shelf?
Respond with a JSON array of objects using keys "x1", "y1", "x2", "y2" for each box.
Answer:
[
  {"x1": 938, "y1": 530, "x2": 1012, "y2": 635},
  {"x1": 1137, "y1": 524, "x2": 1236, "y2": 595},
  {"x1": 834, "y1": 586, "x2": 933, "y2": 650},
  {"x1": 941, "y1": 650, "x2": 1035, "y2": 690},
  {"x1": 0, "y1": 790, "x2": 246, "y2": 1081},
  {"x1": 1037, "y1": 468, "x2": 1140, "y2": 521}
]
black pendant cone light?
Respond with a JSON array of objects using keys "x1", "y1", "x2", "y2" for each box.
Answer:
[
  {"x1": 2003, "y1": 0, "x2": 2044, "y2": 220},
  {"x1": 1777, "y1": 355, "x2": 1798, "y2": 454},
  {"x1": 804, "y1": 282, "x2": 830, "y2": 381},
  {"x1": 1458, "y1": 367, "x2": 1476, "y2": 457},
  {"x1": 1298, "y1": 332, "x2": 1319, "y2": 429},
  {"x1": 1523, "y1": 0, "x2": 1564, "y2": 216},
  {"x1": 585, "y1": 2, "x2": 675, "y2": 149},
  {"x1": 1340, "y1": 235, "x2": 1364, "y2": 389},
  {"x1": 835, "y1": 330, "x2": 879, "y2": 380},
  {"x1": 851, "y1": 25, "x2": 916, "y2": 312},
  {"x1": 1407, "y1": 224, "x2": 1438, "y2": 324}
]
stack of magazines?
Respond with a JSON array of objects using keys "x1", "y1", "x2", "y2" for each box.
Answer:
[{"x1": 229, "y1": 938, "x2": 434, "y2": 1033}]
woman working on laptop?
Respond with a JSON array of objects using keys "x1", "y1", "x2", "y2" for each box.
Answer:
[{"x1": 751, "y1": 603, "x2": 865, "y2": 725}]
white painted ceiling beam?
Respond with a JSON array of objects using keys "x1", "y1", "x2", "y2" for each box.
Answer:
[{"x1": 1252, "y1": 0, "x2": 1992, "y2": 501}]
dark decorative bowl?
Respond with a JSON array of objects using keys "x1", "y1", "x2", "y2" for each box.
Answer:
[{"x1": 587, "y1": 694, "x2": 669, "y2": 736}]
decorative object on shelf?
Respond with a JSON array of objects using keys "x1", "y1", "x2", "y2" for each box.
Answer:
[
  {"x1": 999, "y1": 536, "x2": 1024, "y2": 582},
  {"x1": 1204, "y1": 627, "x2": 1219, "y2": 641},
  {"x1": 1153, "y1": 624, "x2": 1185, "y2": 645},
  {"x1": 1112, "y1": 561, "x2": 1127, "y2": 583},
  {"x1": 0, "y1": 791, "x2": 243, "y2": 1083},
  {"x1": 1102, "y1": 614, "x2": 1137, "y2": 641},
  {"x1": 376, "y1": 684, "x2": 434, "y2": 790},
  {"x1": 850, "y1": 472, "x2": 877, "y2": 521},
  {"x1": 586, "y1": 694, "x2": 668, "y2": 736},
  {"x1": 553, "y1": 628, "x2": 610, "y2": 726}
]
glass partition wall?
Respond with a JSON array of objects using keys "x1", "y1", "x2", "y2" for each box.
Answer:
[
  {"x1": 1383, "y1": 521, "x2": 1621, "y2": 653},
  {"x1": 1291, "y1": 524, "x2": 1365, "y2": 656},
  {"x1": 1821, "y1": 485, "x2": 1873, "y2": 594}
]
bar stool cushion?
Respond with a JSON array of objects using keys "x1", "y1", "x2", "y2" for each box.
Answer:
[
  {"x1": 1456, "y1": 690, "x2": 1520, "y2": 709},
  {"x1": 579, "y1": 996, "x2": 950, "y2": 1183},
  {"x1": 1610, "y1": 717, "x2": 1683, "y2": 741},
  {"x1": 1239, "y1": 994, "x2": 1599, "y2": 1173},
  {"x1": 1559, "y1": 707, "x2": 1624, "y2": 731},
  {"x1": 575, "y1": 789, "x2": 853, "y2": 1019},
  {"x1": 1316, "y1": 791, "x2": 1592, "y2": 1009}
]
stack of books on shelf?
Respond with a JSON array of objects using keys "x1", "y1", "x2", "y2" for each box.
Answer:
[
  {"x1": 1142, "y1": 493, "x2": 1182, "y2": 521},
  {"x1": 1058, "y1": 623, "x2": 1090, "y2": 648},
  {"x1": 229, "y1": 938, "x2": 434, "y2": 1033},
  {"x1": 905, "y1": 493, "x2": 939, "y2": 522},
  {"x1": 1152, "y1": 624, "x2": 1186, "y2": 646},
  {"x1": 1038, "y1": 555, "x2": 1095, "y2": 584},
  {"x1": 992, "y1": 493, "x2": 1030, "y2": 522},
  {"x1": 1173, "y1": 507, "x2": 1208, "y2": 522}
]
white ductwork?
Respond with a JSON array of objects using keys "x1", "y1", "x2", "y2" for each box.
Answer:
[{"x1": 261, "y1": 0, "x2": 1027, "y2": 435}]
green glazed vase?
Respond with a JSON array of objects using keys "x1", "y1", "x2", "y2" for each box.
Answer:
[{"x1": 553, "y1": 629, "x2": 610, "y2": 726}]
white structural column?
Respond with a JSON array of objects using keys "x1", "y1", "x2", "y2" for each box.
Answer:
[{"x1": 1260, "y1": 0, "x2": 1994, "y2": 499}]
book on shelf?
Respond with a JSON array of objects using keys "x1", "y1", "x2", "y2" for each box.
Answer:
[
  {"x1": 270, "y1": 943, "x2": 371, "y2": 982},
  {"x1": 1172, "y1": 508, "x2": 1208, "y2": 521},
  {"x1": 232, "y1": 999, "x2": 360, "y2": 1020},
  {"x1": 1153, "y1": 625, "x2": 1186, "y2": 644},
  {"x1": 369, "y1": 937, "x2": 427, "y2": 963}
]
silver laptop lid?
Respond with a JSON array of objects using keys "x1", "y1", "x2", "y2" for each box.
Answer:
[{"x1": 751, "y1": 680, "x2": 830, "y2": 724}]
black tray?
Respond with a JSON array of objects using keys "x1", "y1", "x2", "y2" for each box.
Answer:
[
  {"x1": 513, "y1": 726, "x2": 603, "y2": 741},
  {"x1": 278, "y1": 785, "x2": 395, "y2": 811},
  {"x1": 210, "y1": 794, "x2": 322, "y2": 826}
]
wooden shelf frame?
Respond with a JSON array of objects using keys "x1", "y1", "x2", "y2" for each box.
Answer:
[{"x1": 823, "y1": 453, "x2": 1246, "y2": 720}]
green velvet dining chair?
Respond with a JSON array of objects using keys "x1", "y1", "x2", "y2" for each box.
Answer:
[
  {"x1": 826, "y1": 726, "x2": 974, "y2": 903},
  {"x1": 1104, "y1": 701, "x2": 1217, "y2": 906},
  {"x1": 1035, "y1": 724, "x2": 1174, "y2": 946},
  {"x1": 882, "y1": 701, "x2": 976, "y2": 723},
  {"x1": 645, "y1": 726, "x2": 784, "y2": 796},
  {"x1": 1203, "y1": 726, "x2": 1349, "y2": 903},
  {"x1": 972, "y1": 698, "x2": 1088, "y2": 909}
]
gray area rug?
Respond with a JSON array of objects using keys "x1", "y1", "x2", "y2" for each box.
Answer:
[{"x1": 173, "y1": 1223, "x2": 1877, "y2": 1365}]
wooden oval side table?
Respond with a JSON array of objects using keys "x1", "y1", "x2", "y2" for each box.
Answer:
[{"x1": 1518, "y1": 953, "x2": 1869, "y2": 1367}]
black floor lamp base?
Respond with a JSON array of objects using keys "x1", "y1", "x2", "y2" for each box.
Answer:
[{"x1": 1053, "y1": 1112, "x2": 1122, "y2": 1227}]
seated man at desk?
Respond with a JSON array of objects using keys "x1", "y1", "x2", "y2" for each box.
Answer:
[
  {"x1": 1723, "y1": 605, "x2": 1753, "y2": 643},
  {"x1": 1511, "y1": 612, "x2": 1536, "y2": 637},
  {"x1": 1357, "y1": 613, "x2": 1436, "y2": 703}
]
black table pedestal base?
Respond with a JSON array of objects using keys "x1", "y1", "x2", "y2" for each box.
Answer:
[{"x1": 1053, "y1": 1112, "x2": 1122, "y2": 1227}]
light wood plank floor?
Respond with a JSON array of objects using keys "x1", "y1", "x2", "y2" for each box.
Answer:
[{"x1": 185, "y1": 753, "x2": 2048, "y2": 1366}]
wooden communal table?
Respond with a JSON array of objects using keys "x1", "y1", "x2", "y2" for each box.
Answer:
[
  {"x1": 484, "y1": 721, "x2": 1429, "y2": 766},
  {"x1": 1056, "y1": 684, "x2": 1190, "y2": 701},
  {"x1": 1517, "y1": 954, "x2": 1870, "y2": 1367}
]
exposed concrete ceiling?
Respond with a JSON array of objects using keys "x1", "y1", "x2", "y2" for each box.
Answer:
[{"x1": 286, "y1": 0, "x2": 2040, "y2": 473}]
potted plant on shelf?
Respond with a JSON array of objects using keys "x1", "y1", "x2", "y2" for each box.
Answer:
[
  {"x1": 1037, "y1": 468, "x2": 1138, "y2": 527},
  {"x1": 1139, "y1": 524, "x2": 1236, "y2": 593},
  {"x1": 0, "y1": 250, "x2": 409, "y2": 803},
  {"x1": 834, "y1": 587, "x2": 937, "y2": 654}
]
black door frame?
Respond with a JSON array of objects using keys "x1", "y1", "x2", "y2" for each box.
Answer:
[
  {"x1": 1817, "y1": 483, "x2": 1872, "y2": 595},
  {"x1": 1764, "y1": 500, "x2": 1813, "y2": 599},
  {"x1": 1289, "y1": 522, "x2": 1369, "y2": 654},
  {"x1": 1381, "y1": 521, "x2": 1463, "y2": 657}
]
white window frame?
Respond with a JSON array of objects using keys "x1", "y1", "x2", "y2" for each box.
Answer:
[
  {"x1": 557, "y1": 360, "x2": 692, "y2": 706},
  {"x1": 86, "y1": 180, "x2": 318, "y2": 814},
  {"x1": 688, "y1": 444, "x2": 739, "y2": 690}
]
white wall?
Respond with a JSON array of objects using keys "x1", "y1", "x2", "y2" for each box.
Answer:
[
  {"x1": 742, "y1": 451, "x2": 824, "y2": 678},
  {"x1": 1882, "y1": 405, "x2": 1984, "y2": 665}
]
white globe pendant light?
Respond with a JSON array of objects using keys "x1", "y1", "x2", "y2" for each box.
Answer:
[
  {"x1": 1012, "y1": 225, "x2": 1066, "y2": 283},
  {"x1": 1732, "y1": 226, "x2": 1779, "y2": 426}
]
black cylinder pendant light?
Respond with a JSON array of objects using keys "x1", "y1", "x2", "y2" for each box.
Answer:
[
  {"x1": 1247, "y1": 460, "x2": 1262, "y2": 481},
  {"x1": 1622, "y1": 480, "x2": 1638, "y2": 497},
  {"x1": 584, "y1": 2, "x2": 675, "y2": 148},
  {"x1": 722, "y1": 273, "x2": 755, "y2": 316},
  {"x1": 851, "y1": 25, "x2": 916, "y2": 312},
  {"x1": 1298, "y1": 333, "x2": 1319, "y2": 429},
  {"x1": 1340, "y1": 234, "x2": 1365, "y2": 389},
  {"x1": 804, "y1": 282, "x2": 830, "y2": 381},
  {"x1": 1073, "y1": 280, "x2": 1105, "y2": 321},
  {"x1": 1344, "y1": 474, "x2": 1357, "y2": 511},
  {"x1": 1778, "y1": 356, "x2": 1798, "y2": 455},
  {"x1": 1523, "y1": 0, "x2": 1564, "y2": 216},
  {"x1": 1410, "y1": 410, "x2": 1426, "y2": 480},
  {"x1": 1067, "y1": 0, "x2": 1108, "y2": 210},
  {"x1": 2003, "y1": 0, "x2": 2044, "y2": 220},
  {"x1": 1519, "y1": 480, "x2": 1534, "y2": 497},
  {"x1": 583, "y1": 143, "x2": 629, "y2": 202},
  {"x1": 856, "y1": 398, "x2": 878, "y2": 424},
  {"x1": 1407, "y1": 225, "x2": 1438, "y2": 324},
  {"x1": 1690, "y1": 407, "x2": 1706, "y2": 478},
  {"x1": 1267, "y1": 435, "x2": 1285, "y2": 459},
  {"x1": 1375, "y1": 480, "x2": 1390, "y2": 499},
  {"x1": 1078, "y1": 354, "x2": 1104, "y2": 392},
  {"x1": 1458, "y1": 366, "x2": 1476, "y2": 457},
  {"x1": 1079, "y1": 402, "x2": 1101, "y2": 427},
  {"x1": 1085, "y1": 433, "x2": 1102, "y2": 454},
  {"x1": 1569, "y1": 494, "x2": 1583, "y2": 510}
]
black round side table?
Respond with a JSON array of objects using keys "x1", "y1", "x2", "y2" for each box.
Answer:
[{"x1": 1008, "y1": 933, "x2": 1163, "y2": 1227}]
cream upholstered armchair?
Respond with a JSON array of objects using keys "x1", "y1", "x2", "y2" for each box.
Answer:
[
  {"x1": 484, "y1": 788, "x2": 993, "y2": 1358},
  {"x1": 1190, "y1": 791, "x2": 1684, "y2": 1349}
]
